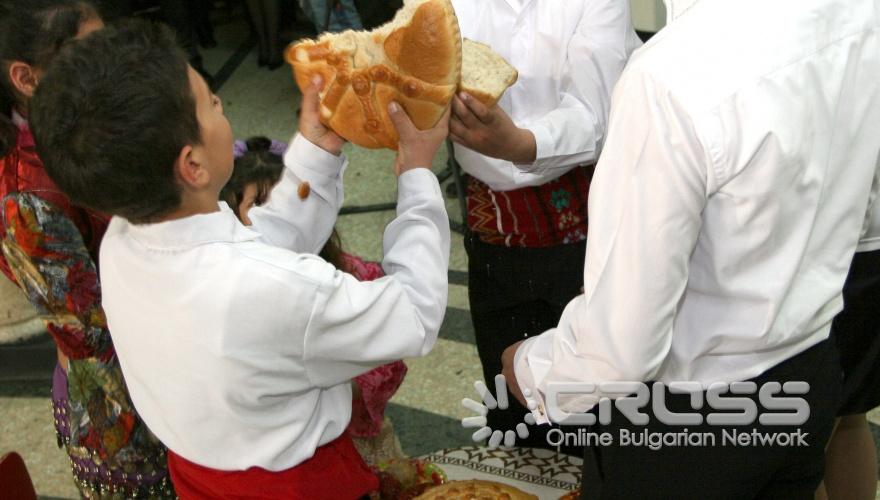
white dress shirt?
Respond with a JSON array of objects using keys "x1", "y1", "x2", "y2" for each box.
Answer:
[
  {"x1": 100, "y1": 134, "x2": 450, "y2": 470},
  {"x1": 451, "y1": 0, "x2": 642, "y2": 191},
  {"x1": 515, "y1": 0, "x2": 880, "y2": 421}
]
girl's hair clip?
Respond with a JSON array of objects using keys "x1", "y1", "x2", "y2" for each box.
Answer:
[{"x1": 233, "y1": 138, "x2": 289, "y2": 159}]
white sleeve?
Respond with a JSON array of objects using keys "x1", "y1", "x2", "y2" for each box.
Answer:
[
  {"x1": 513, "y1": 67, "x2": 710, "y2": 421},
  {"x1": 517, "y1": 0, "x2": 641, "y2": 177},
  {"x1": 248, "y1": 133, "x2": 347, "y2": 254},
  {"x1": 302, "y1": 168, "x2": 450, "y2": 387}
]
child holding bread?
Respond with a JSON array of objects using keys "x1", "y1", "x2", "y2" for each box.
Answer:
[
  {"x1": 222, "y1": 135, "x2": 409, "y2": 467},
  {"x1": 449, "y1": 0, "x2": 642, "y2": 454},
  {"x1": 30, "y1": 19, "x2": 450, "y2": 499}
]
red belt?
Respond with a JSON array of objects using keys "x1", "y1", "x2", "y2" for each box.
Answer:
[{"x1": 167, "y1": 433, "x2": 378, "y2": 499}]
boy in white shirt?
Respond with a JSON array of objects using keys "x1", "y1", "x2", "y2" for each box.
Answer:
[{"x1": 29, "y1": 20, "x2": 450, "y2": 499}]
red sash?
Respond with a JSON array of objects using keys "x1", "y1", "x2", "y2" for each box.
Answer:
[
  {"x1": 467, "y1": 165, "x2": 593, "y2": 248},
  {"x1": 167, "y1": 433, "x2": 378, "y2": 499}
]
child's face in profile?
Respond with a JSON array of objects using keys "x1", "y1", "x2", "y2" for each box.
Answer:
[{"x1": 188, "y1": 67, "x2": 234, "y2": 192}]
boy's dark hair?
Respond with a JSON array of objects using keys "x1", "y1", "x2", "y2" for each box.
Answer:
[
  {"x1": 0, "y1": 0, "x2": 98, "y2": 156},
  {"x1": 29, "y1": 19, "x2": 201, "y2": 223}
]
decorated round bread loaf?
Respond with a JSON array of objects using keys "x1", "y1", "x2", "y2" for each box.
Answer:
[
  {"x1": 414, "y1": 479, "x2": 538, "y2": 500},
  {"x1": 286, "y1": 0, "x2": 462, "y2": 150}
]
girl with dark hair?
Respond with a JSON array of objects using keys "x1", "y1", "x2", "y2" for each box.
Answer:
[
  {"x1": 223, "y1": 136, "x2": 408, "y2": 466},
  {"x1": 0, "y1": 1, "x2": 173, "y2": 497}
]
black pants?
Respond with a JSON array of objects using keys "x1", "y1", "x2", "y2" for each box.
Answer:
[
  {"x1": 465, "y1": 234, "x2": 586, "y2": 455},
  {"x1": 832, "y1": 248, "x2": 880, "y2": 415},
  {"x1": 581, "y1": 339, "x2": 842, "y2": 500}
]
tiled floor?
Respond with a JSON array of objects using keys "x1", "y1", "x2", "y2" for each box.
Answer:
[{"x1": 1, "y1": 9, "x2": 879, "y2": 500}]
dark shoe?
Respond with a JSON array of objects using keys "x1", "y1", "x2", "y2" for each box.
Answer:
[{"x1": 257, "y1": 55, "x2": 268, "y2": 67}]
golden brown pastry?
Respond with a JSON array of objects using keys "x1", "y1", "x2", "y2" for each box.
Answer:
[
  {"x1": 286, "y1": 0, "x2": 462, "y2": 150},
  {"x1": 414, "y1": 479, "x2": 538, "y2": 500}
]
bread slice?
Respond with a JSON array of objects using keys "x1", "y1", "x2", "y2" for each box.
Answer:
[
  {"x1": 414, "y1": 479, "x2": 538, "y2": 500},
  {"x1": 286, "y1": 0, "x2": 462, "y2": 150},
  {"x1": 460, "y1": 38, "x2": 518, "y2": 107}
]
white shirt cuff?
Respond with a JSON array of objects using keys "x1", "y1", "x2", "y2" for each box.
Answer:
[
  {"x1": 397, "y1": 168, "x2": 442, "y2": 205},
  {"x1": 285, "y1": 133, "x2": 346, "y2": 179},
  {"x1": 514, "y1": 334, "x2": 553, "y2": 425},
  {"x1": 518, "y1": 123, "x2": 555, "y2": 171}
]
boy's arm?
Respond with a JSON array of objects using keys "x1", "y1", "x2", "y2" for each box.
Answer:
[
  {"x1": 450, "y1": 0, "x2": 641, "y2": 176},
  {"x1": 302, "y1": 103, "x2": 452, "y2": 387},
  {"x1": 247, "y1": 134, "x2": 346, "y2": 254},
  {"x1": 517, "y1": 0, "x2": 641, "y2": 173},
  {"x1": 247, "y1": 77, "x2": 348, "y2": 254}
]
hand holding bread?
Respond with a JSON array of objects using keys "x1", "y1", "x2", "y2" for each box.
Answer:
[
  {"x1": 450, "y1": 92, "x2": 536, "y2": 164},
  {"x1": 286, "y1": 0, "x2": 518, "y2": 151},
  {"x1": 388, "y1": 101, "x2": 450, "y2": 176},
  {"x1": 298, "y1": 76, "x2": 345, "y2": 155},
  {"x1": 287, "y1": 0, "x2": 461, "y2": 150}
]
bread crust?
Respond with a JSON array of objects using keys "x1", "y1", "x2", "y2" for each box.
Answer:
[
  {"x1": 287, "y1": 0, "x2": 461, "y2": 150},
  {"x1": 414, "y1": 479, "x2": 538, "y2": 500}
]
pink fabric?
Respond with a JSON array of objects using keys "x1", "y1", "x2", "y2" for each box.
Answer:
[
  {"x1": 342, "y1": 252, "x2": 408, "y2": 438},
  {"x1": 341, "y1": 253, "x2": 385, "y2": 282}
]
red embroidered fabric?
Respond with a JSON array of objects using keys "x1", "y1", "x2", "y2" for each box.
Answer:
[{"x1": 466, "y1": 166, "x2": 593, "y2": 248}]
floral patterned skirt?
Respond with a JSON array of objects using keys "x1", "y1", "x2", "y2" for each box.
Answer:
[{"x1": 52, "y1": 363, "x2": 175, "y2": 499}]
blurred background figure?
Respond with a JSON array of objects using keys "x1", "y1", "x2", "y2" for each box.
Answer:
[
  {"x1": 245, "y1": 0, "x2": 283, "y2": 69},
  {"x1": 158, "y1": 0, "x2": 216, "y2": 84},
  {"x1": 298, "y1": 0, "x2": 362, "y2": 33}
]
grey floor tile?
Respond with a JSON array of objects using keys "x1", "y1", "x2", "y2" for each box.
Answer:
[
  {"x1": 386, "y1": 403, "x2": 473, "y2": 457},
  {"x1": 0, "y1": 381, "x2": 78, "y2": 498},
  {"x1": 392, "y1": 338, "x2": 483, "y2": 420}
]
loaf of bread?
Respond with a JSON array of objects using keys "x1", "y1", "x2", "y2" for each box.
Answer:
[
  {"x1": 460, "y1": 38, "x2": 518, "y2": 107},
  {"x1": 286, "y1": 0, "x2": 462, "y2": 149},
  {"x1": 414, "y1": 479, "x2": 538, "y2": 500}
]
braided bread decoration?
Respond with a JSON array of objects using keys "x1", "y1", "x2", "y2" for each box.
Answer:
[{"x1": 286, "y1": 0, "x2": 461, "y2": 150}]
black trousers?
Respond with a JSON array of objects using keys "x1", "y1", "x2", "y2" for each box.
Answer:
[
  {"x1": 832, "y1": 248, "x2": 880, "y2": 415},
  {"x1": 465, "y1": 234, "x2": 586, "y2": 455},
  {"x1": 580, "y1": 339, "x2": 842, "y2": 500}
]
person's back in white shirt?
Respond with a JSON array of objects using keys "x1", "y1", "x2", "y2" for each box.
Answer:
[{"x1": 514, "y1": 0, "x2": 880, "y2": 413}]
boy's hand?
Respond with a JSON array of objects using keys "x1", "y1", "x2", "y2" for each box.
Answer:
[
  {"x1": 388, "y1": 101, "x2": 451, "y2": 176},
  {"x1": 450, "y1": 92, "x2": 536, "y2": 164},
  {"x1": 299, "y1": 76, "x2": 345, "y2": 155}
]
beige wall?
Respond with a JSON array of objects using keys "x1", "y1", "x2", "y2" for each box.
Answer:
[{"x1": 630, "y1": 0, "x2": 667, "y2": 33}]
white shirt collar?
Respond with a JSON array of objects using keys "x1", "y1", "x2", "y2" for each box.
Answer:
[
  {"x1": 664, "y1": 0, "x2": 700, "y2": 24},
  {"x1": 124, "y1": 202, "x2": 260, "y2": 250}
]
